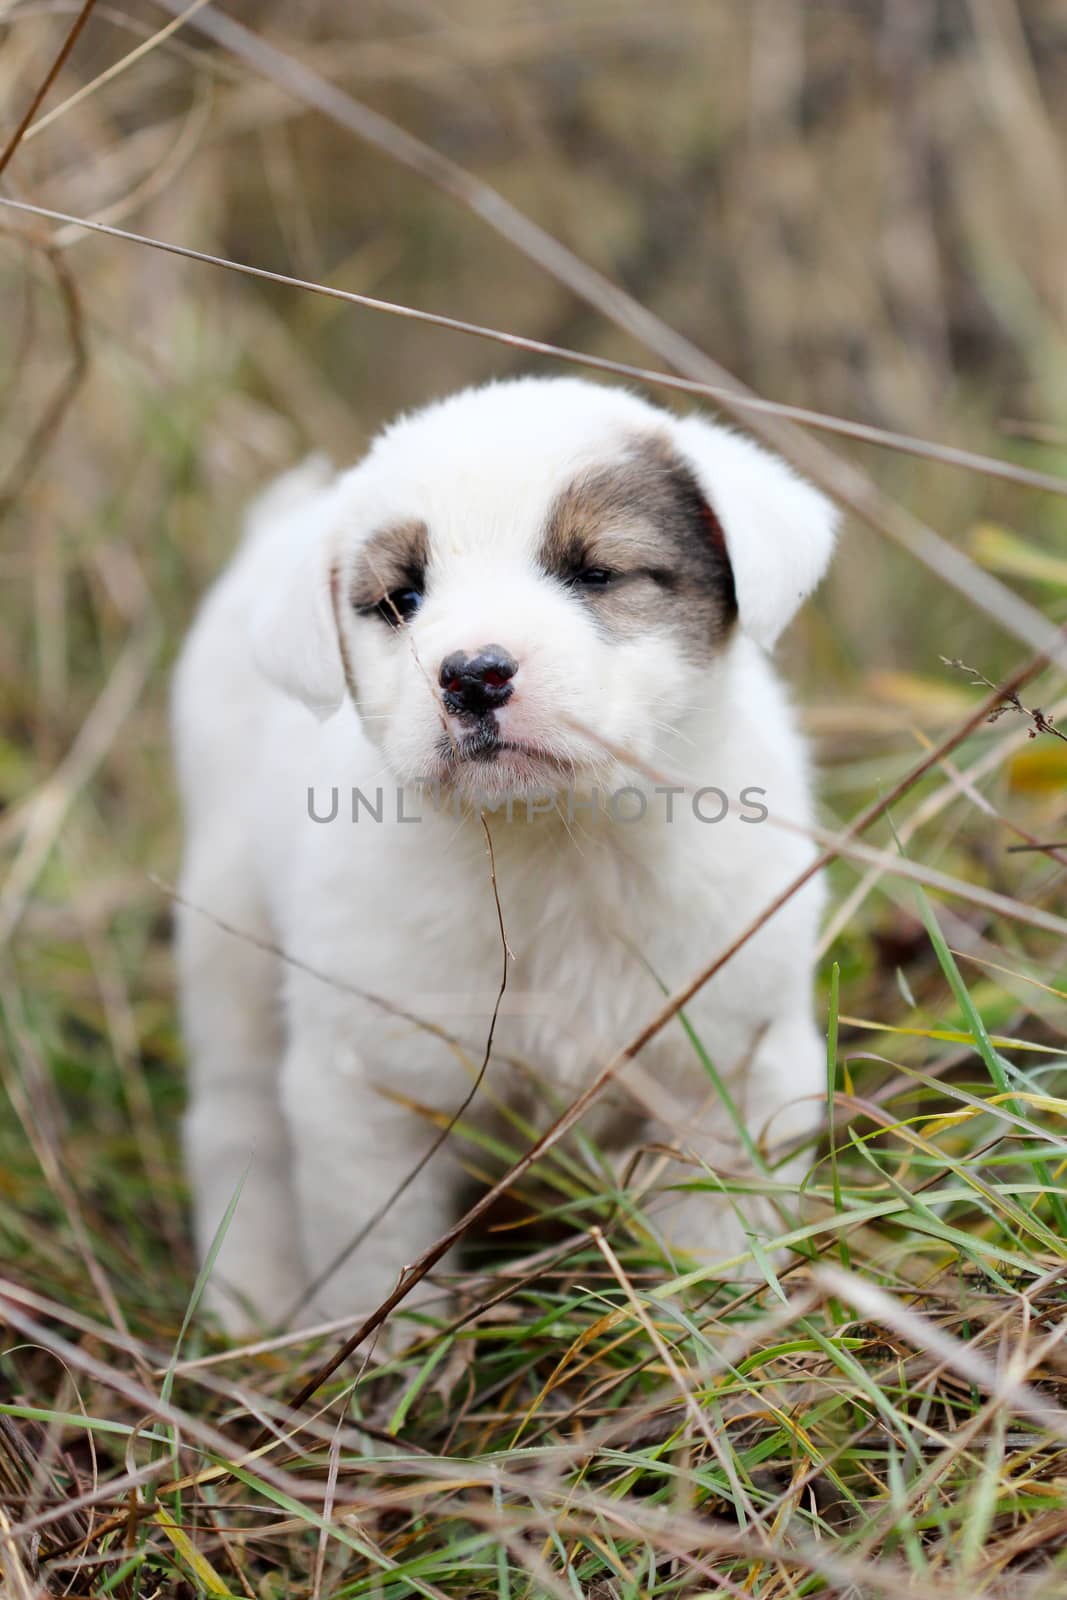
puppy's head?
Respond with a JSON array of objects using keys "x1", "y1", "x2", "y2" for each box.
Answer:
[{"x1": 251, "y1": 379, "x2": 837, "y2": 797}]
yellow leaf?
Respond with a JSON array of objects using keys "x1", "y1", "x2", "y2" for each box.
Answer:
[
  {"x1": 839, "y1": 1016, "x2": 1065, "y2": 1055},
  {"x1": 1008, "y1": 740, "x2": 1067, "y2": 793},
  {"x1": 988, "y1": 1090, "x2": 1067, "y2": 1116},
  {"x1": 154, "y1": 1506, "x2": 237, "y2": 1597},
  {"x1": 970, "y1": 523, "x2": 1067, "y2": 589}
]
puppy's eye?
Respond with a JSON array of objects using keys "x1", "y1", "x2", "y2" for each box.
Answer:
[
  {"x1": 376, "y1": 586, "x2": 423, "y2": 626},
  {"x1": 571, "y1": 567, "x2": 615, "y2": 589}
]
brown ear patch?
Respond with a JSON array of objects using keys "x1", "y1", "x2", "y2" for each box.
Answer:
[{"x1": 539, "y1": 432, "x2": 737, "y2": 659}]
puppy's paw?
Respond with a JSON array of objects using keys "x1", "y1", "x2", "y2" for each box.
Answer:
[
  {"x1": 196, "y1": 1261, "x2": 306, "y2": 1342},
  {"x1": 663, "y1": 1193, "x2": 752, "y2": 1268}
]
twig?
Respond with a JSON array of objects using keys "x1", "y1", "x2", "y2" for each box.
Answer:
[
  {"x1": 818, "y1": 690, "x2": 1067, "y2": 953},
  {"x1": 943, "y1": 655, "x2": 1067, "y2": 744},
  {"x1": 555, "y1": 709, "x2": 1067, "y2": 937},
  {"x1": 17, "y1": 0, "x2": 214, "y2": 144},
  {"x1": 0, "y1": 0, "x2": 99, "y2": 176}
]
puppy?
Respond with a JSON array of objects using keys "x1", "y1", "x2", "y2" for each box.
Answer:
[{"x1": 172, "y1": 377, "x2": 837, "y2": 1333}]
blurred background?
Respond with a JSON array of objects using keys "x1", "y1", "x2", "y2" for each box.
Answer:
[{"x1": 1, "y1": 0, "x2": 1066, "y2": 1299}]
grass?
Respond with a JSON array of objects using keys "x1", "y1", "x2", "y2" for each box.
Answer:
[
  {"x1": 5, "y1": 942, "x2": 1067, "y2": 1598},
  {"x1": 3, "y1": 1, "x2": 1067, "y2": 1594}
]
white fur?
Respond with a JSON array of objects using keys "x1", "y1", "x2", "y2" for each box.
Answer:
[{"x1": 172, "y1": 377, "x2": 838, "y2": 1333}]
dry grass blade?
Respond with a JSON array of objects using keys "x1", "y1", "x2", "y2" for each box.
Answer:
[
  {"x1": 817, "y1": 1263, "x2": 1067, "y2": 1437},
  {"x1": 0, "y1": 0, "x2": 99, "y2": 176},
  {"x1": 0, "y1": 194, "x2": 1063, "y2": 505},
  {"x1": 589, "y1": 1227, "x2": 763, "y2": 1536},
  {"x1": 0, "y1": 621, "x2": 157, "y2": 946},
  {"x1": 18, "y1": 0, "x2": 214, "y2": 144},
  {"x1": 0, "y1": 232, "x2": 87, "y2": 518}
]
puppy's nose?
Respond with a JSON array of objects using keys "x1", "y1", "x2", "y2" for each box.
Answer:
[{"x1": 439, "y1": 645, "x2": 517, "y2": 718}]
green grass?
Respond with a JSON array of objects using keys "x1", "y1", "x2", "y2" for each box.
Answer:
[
  {"x1": 3, "y1": 2, "x2": 1067, "y2": 1594},
  {"x1": 4, "y1": 791, "x2": 1067, "y2": 1595}
]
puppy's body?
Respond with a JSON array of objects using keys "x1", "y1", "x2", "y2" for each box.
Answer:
[{"x1": 173, "y1": 378, "x2": 837, "y2": 1331}]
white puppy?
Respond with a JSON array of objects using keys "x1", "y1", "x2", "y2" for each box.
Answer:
[{"x1": 172, "y1": 377, "x2": 837, "y2": 1333}]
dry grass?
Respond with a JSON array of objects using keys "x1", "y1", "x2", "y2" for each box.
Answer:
[{"x1": 2, "y1": 1, "x2": 1067, "y2": 1595}]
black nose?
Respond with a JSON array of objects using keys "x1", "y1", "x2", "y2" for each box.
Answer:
[{"x1": 439, "y1": 645, "x2": 517, "y2": 718}]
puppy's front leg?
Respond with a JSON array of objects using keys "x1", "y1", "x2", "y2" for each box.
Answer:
[
  {"x1": 177, "y1": 881, "x2": 305, "y2": 1335},
  {"x1": 280, "y1": 1038, "x2": 459, "y2": 1324},
  {"x1": 620, "y1": 1010, "x2": 825, "y2": 1276}
]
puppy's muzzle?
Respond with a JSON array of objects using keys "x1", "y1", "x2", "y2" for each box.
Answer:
[{"x1": 439, "y1": 645, "x2": 517, "y2": 719}]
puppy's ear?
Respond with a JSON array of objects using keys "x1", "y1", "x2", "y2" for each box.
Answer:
[
  {"x1": 246, "y1": 463, "x2": 348, "y2": 720},
  {"x1": 672, "y1": 417, "x2": 839, "y2": 650}
]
